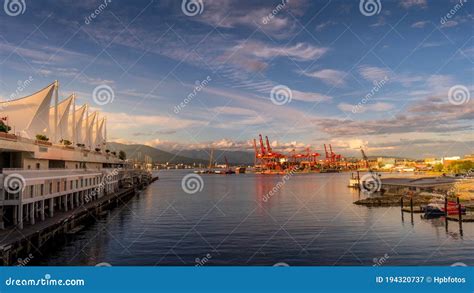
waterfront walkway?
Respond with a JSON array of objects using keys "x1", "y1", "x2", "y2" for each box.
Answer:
[{"x1": 0, "y1": 187, "x2": 134, "y2": 249}]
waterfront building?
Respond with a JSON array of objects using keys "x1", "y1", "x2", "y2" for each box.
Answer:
[{"x1": 0, "y1": 81, "x2": 147, "y2": 230}]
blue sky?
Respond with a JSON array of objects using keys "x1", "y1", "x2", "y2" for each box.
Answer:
[{"x1": 0, "y1": 0, "x2": 472, "y2": 158}]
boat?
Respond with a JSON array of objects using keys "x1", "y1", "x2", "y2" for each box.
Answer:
[
  {"x1": 421, "y1": 194, "x2": 466, "y2": 217},
  {"x1": 349, "y1": 172, "x2": 360, "y2": 188},
  {"x1": 235, "y1": 167, "x2": 246, "y2": 174},
  {"x1": 214, "y1": 169, "x2": 235, "y2": 175}
]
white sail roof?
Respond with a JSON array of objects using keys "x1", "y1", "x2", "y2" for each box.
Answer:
[
  {"x1": 1, "y1": 82, "x2": 109, "y2": 148},
  {"x1": 72, "y1": 104, "x2": 87, "y2": 145},
  {"x1": 84, "y1": 111, "x2": 97, "y2": 149},
  {"x1": 96, "y1": 117, "x2": 106, "y2": 147},
  {"x1": 49, "y1": 94, "x2": 73, "y2": 143},
  {"x1": 0, "y1": 82, "x2": 56, "y2": 139}
]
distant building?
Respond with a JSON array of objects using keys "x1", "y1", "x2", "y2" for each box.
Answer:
[
  {"x1": 424, "y1": 158, "x2": 442, "y2": 165},
  {"x1": 442, "y1": 156, "x2": 461, "y2": 166},
  {"x1": 464, "y1": 154, "x2": 474, "y2": 162}
]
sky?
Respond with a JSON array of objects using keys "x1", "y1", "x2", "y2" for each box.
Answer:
[{"x1": 0, "y1": 0, "x2": 473, "y2": 159}]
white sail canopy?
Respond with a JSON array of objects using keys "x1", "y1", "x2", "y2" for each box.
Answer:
[
  {"x1": 96, "y1": 117, "x2": 106, "y2": 148},
  {"x1": 1, "y1": 82, "x2": 109, "y2": 148},
  {"x1": 73, "y1": 104, "x2": 87, "y2": 145},
  {"x1": 84, "y1": 111, "x2": 97, "y2": 149},
  {"x1": 0, "y1": 82, "x2": 56, "y2": 139},
  {"x1": 49, "y1": 94, "x2": 73, "y2": 143}
]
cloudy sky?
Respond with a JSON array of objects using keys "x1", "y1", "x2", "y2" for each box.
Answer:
[{"x1": 0, "y1": 0, "x2": 472, "y2": 158}]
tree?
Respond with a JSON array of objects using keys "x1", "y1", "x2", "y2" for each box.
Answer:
[
  {"x1": 60, "y1": 139, "x2": 72, "y2": 146},
  {"x1": 433, "y1": 163, "x2": 444, "y2": 172},
  {"x1": 119, "y1": 150, "x2": 126, "y2": 160},
  {"x1": 35, "y1": 134, "x2": 49, "y2": 141},
  {"x1": 446, "y1": 161, "x2": 474, "y2": 174},
  {"x1": 0, "y1": 121, "x2": 11, "y2": 133}
]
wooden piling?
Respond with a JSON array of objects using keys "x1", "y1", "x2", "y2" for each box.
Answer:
[
  {"x1": 444, "y1": 196, "x2": 448, "y2": 231},
  {"x1": 457, "y1": 197, "x2": 463, "y2": 235}
]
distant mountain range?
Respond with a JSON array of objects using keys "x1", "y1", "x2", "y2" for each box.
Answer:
[
  {"x1": 107, "y1": 142, "x2": 414, "y2": 165},
  {"x1": 107, "y1": 142, "x2": 254, "y2": 165}
]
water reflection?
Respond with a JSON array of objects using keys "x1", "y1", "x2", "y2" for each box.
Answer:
[{"x1": 36, "y1": 170, "x2": 473, "y2": 266}]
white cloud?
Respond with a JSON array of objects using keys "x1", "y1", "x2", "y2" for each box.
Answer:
[
  {"x1": 301, "y1": 69, "x2": 346, "y2": 86},
  {"x1": 338, "y1": 102, "x2": 394, "y2": 113},
  {"x1": 233, "y1": 40, "x2": 328, "y2": 62},
  {"x1": 291, "y1": 89, "x2": 332, "y2": 103},
  {"x1": 358, "y1": 66, "x2": 391, "y2": 82},
  {"x1": 411, "y1": 21, "x2": 429, "y2": 28},
  {"x1": 400, "y1": 0, "x2": 427, "y2": 9}
]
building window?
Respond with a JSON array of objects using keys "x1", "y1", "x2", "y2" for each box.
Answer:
[
  {"x1": 49, "y1": 182, "x2": 53, "y2": 193},
  {"x1": 57, "y1": 182, "x2": 60, "y2": 192},
  {"x1": 36, "y1": 163, "x2": 40, "y2": 169},
  {"x1": 40, "y1": 184, "x2": 44, "y2": 196}
]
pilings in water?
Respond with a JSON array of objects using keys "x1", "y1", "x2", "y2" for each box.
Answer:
[{"x1": 0, "y1": 176, "x2": 158, "y2": 266}]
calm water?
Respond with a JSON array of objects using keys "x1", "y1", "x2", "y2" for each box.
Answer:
[{"x1": 37, "y1": 170, "x2": 473, "y2": 266}]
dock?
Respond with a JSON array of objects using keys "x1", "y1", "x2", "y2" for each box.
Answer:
[{"x1": 0, "y1": 176, "x2": 158, "y2": 266}]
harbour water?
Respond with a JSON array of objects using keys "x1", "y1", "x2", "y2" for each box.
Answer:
[{"x1": 37, "y1": 170, "x2": 473, "y2": 266}]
